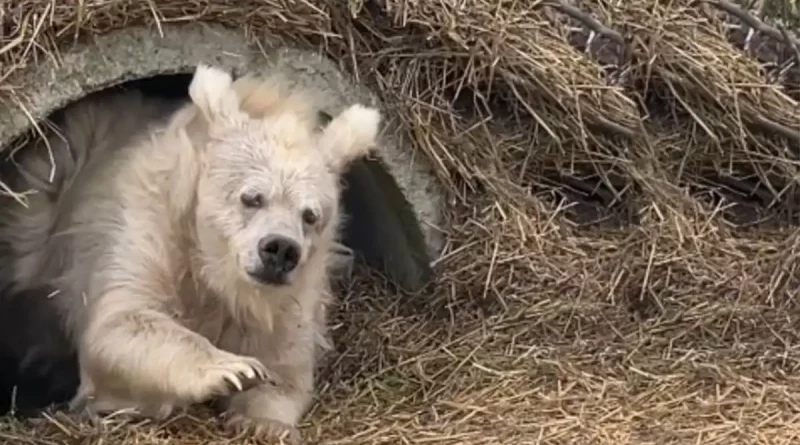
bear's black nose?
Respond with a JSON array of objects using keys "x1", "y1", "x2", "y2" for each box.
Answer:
[{"x1": 258, "y1": 235, "x2": 301, "y2": 274}]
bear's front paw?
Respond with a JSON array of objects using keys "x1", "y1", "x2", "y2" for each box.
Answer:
[
  {"x1": 224, "y1": 412, "x2": 302, "y2": 443},
  {"x1": 192, "y1": 352, "x2": 273, "y2": 402}
]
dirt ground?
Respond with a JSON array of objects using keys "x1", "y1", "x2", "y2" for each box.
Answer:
[{"x1": 1, "y1": 0, "x2": 800, "y2": 444}]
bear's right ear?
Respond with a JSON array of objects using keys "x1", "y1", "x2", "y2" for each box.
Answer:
[{"x1": 188, "y1": 64, "x2": 242, "y2": 125}]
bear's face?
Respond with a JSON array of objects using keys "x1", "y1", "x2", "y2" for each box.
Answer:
[
  {"x1": 185, "y1": 64, "x2": 382, "y2": 289},
  {"x1": 197, "y1": 116, "x2": 340, "y2": 286}
]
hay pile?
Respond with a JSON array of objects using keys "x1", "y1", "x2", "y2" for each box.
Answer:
[{"x1": 2, "y1": 0, "x2": 800, "y2": 443}]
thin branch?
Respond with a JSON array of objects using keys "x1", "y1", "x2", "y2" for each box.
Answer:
[
  {"x1": 751, "y1": 114, "x2": 800, "y2": 145},
  {"x1": 590, "y1": 115, "x2": 638, "y2": 141},
  {"x1": 703, "y1": 0, "x2": 800, "y2": 49},
  {"x1": 777, "y1": 24, "x2": 800, "y2": 66},
  {"x1": 540, "y1": 1, "x2": 626, "y2": 46}
]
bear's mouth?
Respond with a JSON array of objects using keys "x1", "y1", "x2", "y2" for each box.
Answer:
[{"x1": 246, "y1": 265, "x2": 292, "y2": 287}]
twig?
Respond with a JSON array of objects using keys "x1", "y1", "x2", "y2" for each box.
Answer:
[
  {"x1": 702, "y1": 0, "x2": 800, "y2": 50},
  {"x1": 658, "y1": 68, "x2": 800, "y2": 145},
  {"x1": 751, "y1": 114, "x2": 800, "y2": 145},
  {"x1": 540, "y1": 0, "x2": 626, "y2": 46},
  {"x1": 590, "y1": 115, "x2": 638, "y2": 140},
  {"x1": 777, "y1": 24, "x2": 800, "y2": 66}
]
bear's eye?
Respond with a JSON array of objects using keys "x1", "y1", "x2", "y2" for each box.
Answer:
[
  {"x1": 302, "y1": 208, "x2": 319, "y2": 225},
  {"x1": 240, "y1": 192, "x2": 264, "y2": 209}
]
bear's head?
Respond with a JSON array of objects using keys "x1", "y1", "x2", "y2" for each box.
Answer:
[{"x1": 183, "y1": 64, "x2": 381, "y2": 290}]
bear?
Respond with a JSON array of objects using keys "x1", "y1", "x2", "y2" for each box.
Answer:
[{"x1": 0, "y1": 64, "x2": 382, "y2": 442}]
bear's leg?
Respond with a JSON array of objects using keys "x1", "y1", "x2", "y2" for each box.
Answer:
[
  {"x1": 78, "y1": 302, "x2": 274, "y2": 411},
  {"x1": 217, "y1": 329, "x2": 317, "y2": 443},
  {"x1": 221, "y1": 360, "x2": 313, "y2": 444}
]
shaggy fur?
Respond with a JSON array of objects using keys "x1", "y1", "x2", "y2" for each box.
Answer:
[{"x1": 0, "y1": 65, "x2": 381, "y2": 441}]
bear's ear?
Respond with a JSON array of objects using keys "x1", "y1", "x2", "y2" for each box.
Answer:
[
  {"x1": 188, "y1": 64, "x2": 242, "y2": 125},
  {"x1": 320, "y1": 104, "x2": 381, "y2": 172}
]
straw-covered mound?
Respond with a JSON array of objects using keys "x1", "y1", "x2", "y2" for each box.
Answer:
[{"x1": 1, "y1": 0, "x2": 800, "y2": 444}]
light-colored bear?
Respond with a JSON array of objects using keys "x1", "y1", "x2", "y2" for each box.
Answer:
[{"x1": 0, "y1": 64, "x2": 382, "y2": 442}]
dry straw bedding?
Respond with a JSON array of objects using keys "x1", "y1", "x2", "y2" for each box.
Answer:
[{"x1": 1, "y1": 0, "x2": 800, "y2": 444}]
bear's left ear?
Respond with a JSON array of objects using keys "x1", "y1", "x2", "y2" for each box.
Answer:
[
  {"x1": 320, "y1": 104, "x2": 382, "y2": 173},
  {"x1": 316, "y1": 110, "x2": 333, "y2": 130},
  {"x1": 188, "y1": 64, "x2": 243, "y2": 125}
]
